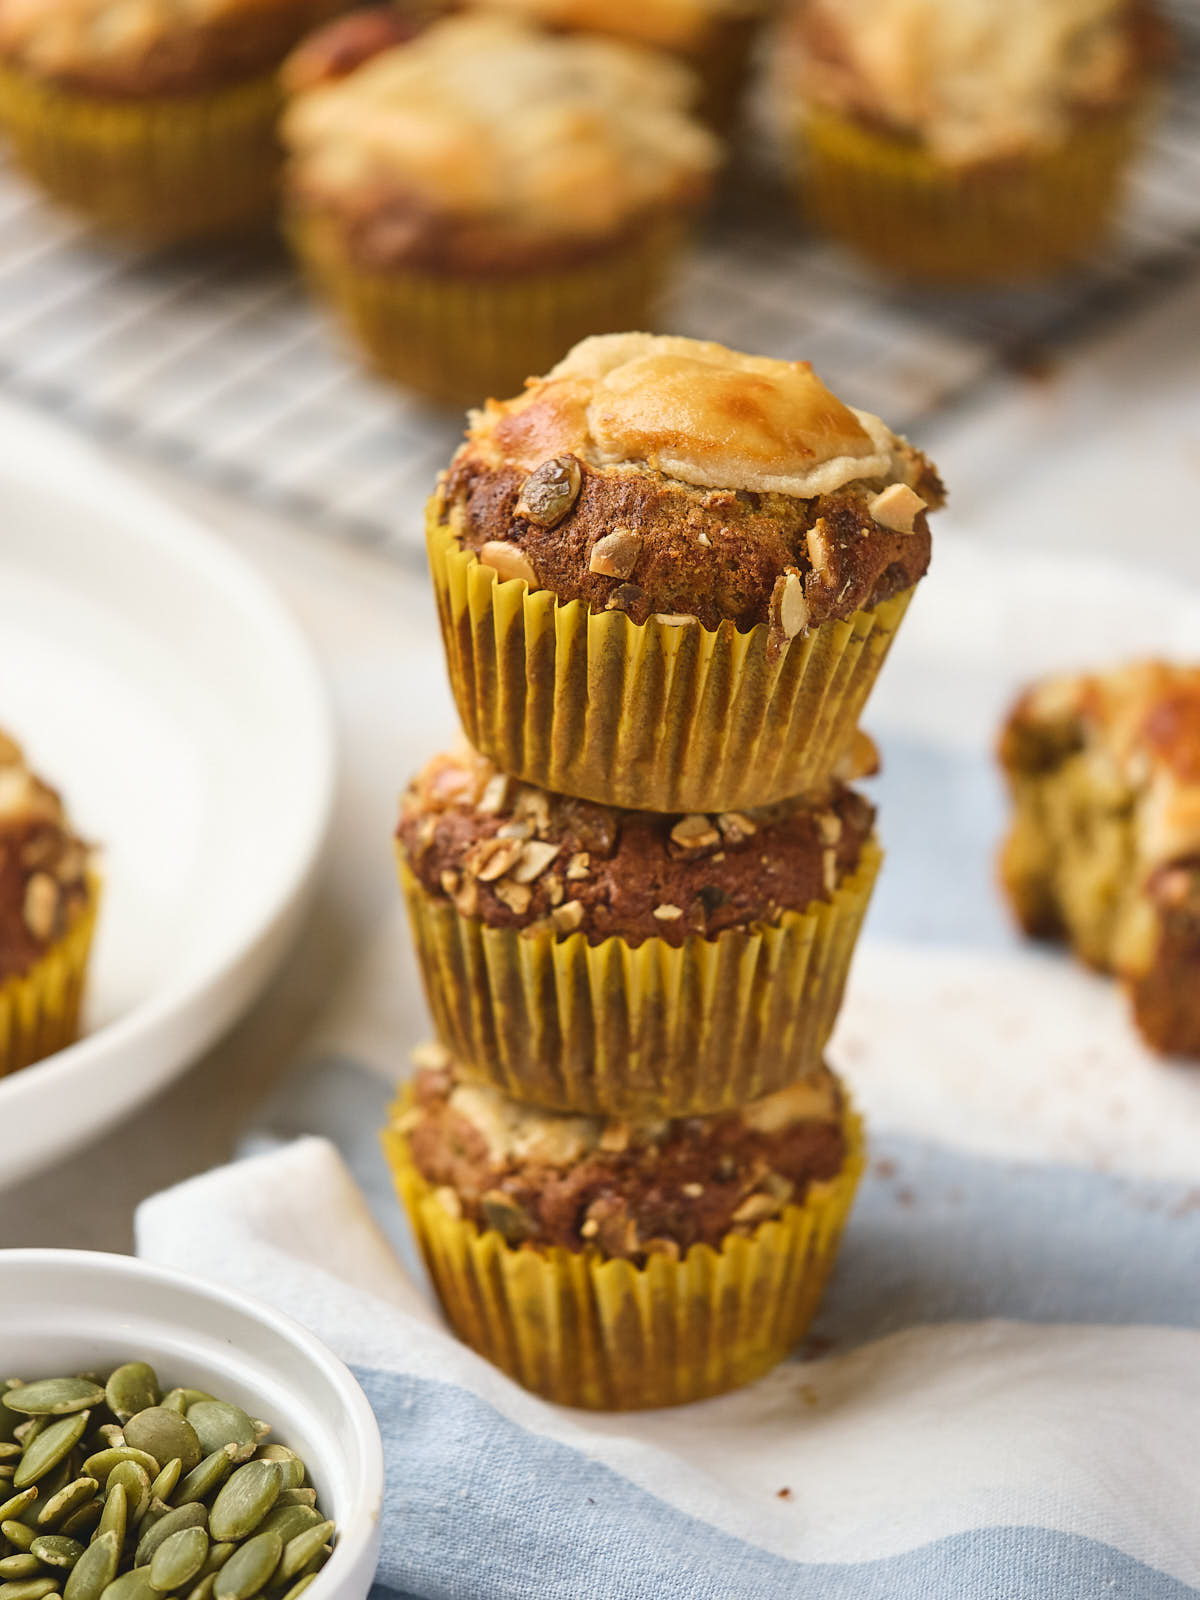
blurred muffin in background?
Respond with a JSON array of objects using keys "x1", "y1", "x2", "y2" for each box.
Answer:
[
  {"x1": 279, "y1": 13, "x2": 720, "y2": 406},
  {"x1": 384, "y1": 1047, "x2": 864, "y2": 1408},
  {"x1": 1000, "y1": 661, "x2": 1200, "y2": 1059},
  {"x1": 779, "y1": 0, "x2": 1169, "y2": 283},
  {"x1": 0, "y1": 0, "x2": 354, "y2": 242},
  {"x1": 465, "y1": 0, "x2": 771, "y2": 130},
  {"x1": 0, "y1": 730, "x2": 97, "y2": 1077}
]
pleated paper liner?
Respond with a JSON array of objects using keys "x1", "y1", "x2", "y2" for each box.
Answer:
[
  {"x1": 427, "y1": 508, "x2": 914, "y2": 812},
  {"x1": 0, "y1": 884, "x2": 99, "y2": 1079},
  {"x1": 384, "y1": 1089, "x2": 864, "y2": 1410},
  {"x1": 792, "y1": 100, "x2": 1147, "y2": 284},
  {"x1": 397, "y1": 838, "x2": 880, "y2": 1117},
  {"x1": 0, "y1": 65, "x2": 281, "y2": 243},
  {"x1": 287, "y1": 212, "x2": 687, "y2": 408}
]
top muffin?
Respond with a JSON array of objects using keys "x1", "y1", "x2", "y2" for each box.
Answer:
[
  {"x1": 280, "y1": 15, "x2": 720, "y2": 274},
  {"x1": 468, "y1": 0, "x2": 763, "y2": 56},
  {"x1": 787, "y1": 0, "x2": 1164, "y2": 166},
  {"x1": 0, "y1": 0, "x2": 348, "y2": 92},
  {"x1": 0, "y1": 731, "x2": 90, "y2": 985},
  {"x1": 440, "y1": 331, "x2": 943, "y2": 637}
]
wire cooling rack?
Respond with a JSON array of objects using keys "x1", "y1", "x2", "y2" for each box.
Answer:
[{"x1": 0, "y1": 4, "x2": 1197, "y2": 567}]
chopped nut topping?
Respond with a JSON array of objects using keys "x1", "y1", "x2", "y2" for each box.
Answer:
[
  {"x1": 544, "y1": 873, "x2": 565, "y2": 907},
  {"x1": 478, "y1": 774, "x2": 510, "y2": 815},
  {"x1": 655, "y1": 613, "x2": 698, "y2": 627},
  {"x1": 868, "y1": 483, "x2": 926, "y2": 534},
  {"x1": 605, "y1": 583, "x2": 646, "y2": 613},
  {"x1": 696, "y1": 529, "x2": 711, "y2": 547},
  {"x1": 732, "y1": 1192, "x2": 783, "y2": 1225},
  {"x1": 669, "y1": 814, "x2": 721, "y2": 852},
  {"x1": 515, "y1": 455, "x2": 582, "y2": 528},
  {"x1": 580, "y1": 1218, "x2": 600, "y2": 1239},
  {"x1": 512, "y1": 840, "x2": 560, "y2": 884},
  {"x1": 652, "y1": 903, "x2": 684, "y2": 921},
  {"x1": 717, "y1": 811, "x2": 757, "y2": 844},
  {"x1": 453, "y1": 876, "x2": 480, "y2": 917},
  {"x1": 493, "y1": 879, "x2": 532, "y2": 914},
  {"x1": 480, "y1": 1190, "x2": 533, "y2": 1244},
  {"x1": 770, "y1": 569, "x2": 809, "y2": 642},
  {"x1": 473, "y1": 837, "x2": 524, "y2": 882},
  {"x1": 551, "y1": 899, "x2": 584, "y2": 934},
  {"x1": 411, "y1": 815, "x2": 437, "y2": 859},
  {"x1": 434, "y1": 1186, "x2": 462, "y2": 1220},
  {"x1": 439, "y1": 868, "x2": 460, "y2": 897},
  {"x1": 807, "y1": 519, "x2": 831, "y2": 579},
  {"x1": 816, "y1": 812, "x2": 843, "y2": 845},
  {"x1": 588, "y1": 528, "x2": 642, "y2": 579},
  {"x1": 645, "y1": 1237, "x2": 681, "y2": 1261},
  {"x1": 478, "y1": 540, "x2": 537, "y2": 587},
  {"x1": 822, "y1": 848, "x2": 838, "y2": 894},
  {"x1": 681, "y1": 1182, "x2": 704, "y2": 1198},
  {"x1": 598, "y1": 1121, "x2": 631, "y2": 1153},
  {"x1": 514, "y1": 787, "x2": 551, "y2": 835},
  {"x1": 411, "y1": 1040, "x2": 451, "y2": 1072},
  {"x1": 565, "y1": 852, "x2": 590, "y2": 880},
  {"x1": 496, "y1": 818, "x2": 534, "y2": 841}
]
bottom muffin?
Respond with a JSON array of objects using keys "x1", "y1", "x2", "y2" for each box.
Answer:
[{"x1": 384, "y1": 1048, "x2": 863, "y2": 1409}]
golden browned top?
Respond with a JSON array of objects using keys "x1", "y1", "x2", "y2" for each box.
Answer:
[
  {"x1": 466, "y1": 332, "x2": 933, "y2": 498},
  {"x1": 788, "y1": 0, "x2": 1160, "y2": 164},
  {"x1": 281, "y1": 15, "x2": 720, "y2": 240},
  {"x1": 1004, "y1": 661, "x2": 1200, "y2": 867},
  {"x1": 468, "y1": 0, "x2": 762, "y2": 53}
]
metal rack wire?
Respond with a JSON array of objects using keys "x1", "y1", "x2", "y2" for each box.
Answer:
[{"x1": 0, "y1": 3, "x2": 1197, "y2": 566}]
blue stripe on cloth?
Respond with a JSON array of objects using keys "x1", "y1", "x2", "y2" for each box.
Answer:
[
  {"x1": 357, "y1": 1368, "x2": 1198, "y2": 1600},
  {"x1": 252, "y1": 1056, "x2": 1200, "y2": 1341}
]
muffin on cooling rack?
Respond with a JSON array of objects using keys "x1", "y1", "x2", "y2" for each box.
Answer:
[
  {"x1": 429, "y1": 330, "x2": 943, "y2": 811},
  {"x1": 384, "y1": 1046, "x2": 863, "y2": 1408},
  {"x1": 464, "y1": 0, "x2": 770, "y2": 130},
  {"x1": 397, "y1": 740, "x2": 881, "y2": 1116},
  {"x1": 0, "y1": 0, "x2": 355, "y2": 242},
  {"x1": 0, "y1": 729, "x2": 97, "y2": 1077},
  {"x1": 780, "y1": 0, "x2": 1169, "y2": 282},
  {"x1": 999, "y1": 660, "x2": 1200, "y2": 1058},
  {"x1": 279, "y1": 13, "x2": 720, "y2": 406}
]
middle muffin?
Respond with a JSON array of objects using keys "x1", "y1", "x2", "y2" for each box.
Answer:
[{"x1": 397, "y1": 741, "x2": 881, "y2": 1117}]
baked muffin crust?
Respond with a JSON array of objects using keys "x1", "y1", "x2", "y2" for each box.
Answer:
[
  {"x1": 398, "y1": 742, "x2": 877, "y2": 946},
  {"x1": 440, "y1": 332, "x2": 943, "y2": 632},
  {"x1": 469, "y1": 0, "x2": 763, "y2": 54},
  {"x1": 0, "y1": 731, "x2": 90, "y2": 983},
  {"x1": 999, "y1": 661, "x2": 1200, "y2": 1056},
  {"x1": 399, "y1": 1046, "x2": 848, "y2": 1259},
  {"x1": 281, "y1": 15, "x2": 720, "y2": 273},
  {"x1": 788, "y1": 0, "x2": 1165, "y2": 166}
]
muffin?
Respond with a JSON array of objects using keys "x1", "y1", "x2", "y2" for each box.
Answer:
[
  {"x1": 780, "y1": 0, "x2": 1168, "y2": 283},
  {"x1": 279, "y1": 14, "x2": 720, "y2": 406},
  {"x1": 430, "y1": 331, "x2": 943, "y2": 811},
  {"x1": 465, "y1": 0, "x2": 769, "y2": 130},
  {"x1": 384, "y1": 1046, "x2": 863, "y2": 1408},
  {"x1": 0, "y1": 0, "x2": 353, "y2": 242},
  {"x1": 398, "y1": 741, "x2": 881, "y2": 1115},
  {"x1": 999, "y1": 661, "x2": 1200, "y2": 1058},
  {"x1": 0, "y1": 730, "x2": 97, "y2": 1077}
]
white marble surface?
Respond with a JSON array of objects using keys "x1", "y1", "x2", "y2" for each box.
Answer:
[{"x1": 2, "y1": 273, "x2": 1199, "y2": 1247}]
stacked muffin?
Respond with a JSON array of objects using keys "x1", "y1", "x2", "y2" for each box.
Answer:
[{"x1": 384, "y1": 332, "x2": 944, "y2": 1409}]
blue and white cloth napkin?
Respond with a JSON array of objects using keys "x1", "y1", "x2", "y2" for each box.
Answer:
[{"x1": 137, "y1": 544, "x2": 1200, "y2": 1599}]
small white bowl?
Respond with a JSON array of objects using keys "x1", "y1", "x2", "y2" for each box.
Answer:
[{"x1": 0, "y1": 1250, "x2": 383, "y2": 1600}]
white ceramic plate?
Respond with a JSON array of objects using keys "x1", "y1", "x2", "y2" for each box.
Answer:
[{"x1": 0, "y1": 399, "x2": 335, "y2": 1190}]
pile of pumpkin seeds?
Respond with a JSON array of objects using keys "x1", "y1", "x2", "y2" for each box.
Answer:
[{"x1": 0, "y1": 1364, "x2": 334, "y2": 1600}]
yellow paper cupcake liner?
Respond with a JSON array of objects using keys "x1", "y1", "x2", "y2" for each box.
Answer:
[
  {"x1": 0, "y1": 64, "x2": 281, "y2": 243},
  {"x1": 384, "y1": 1089, "x2": 864, "y2": 1410},
  {"x1": 428, "y1": 506, "x2": 913, "y2": 812},
  {"x1": 0, "y1": 883, "x2": 99, "y2": 1079},
  {"x1": 287, "y1": 211, "x2": 686, "y2": 408},
  {"x1": 398, "y1": 838, "x2": 880, "y2": 1117},
  {"x1": 793, "y1": 102, "x2": 1146, "y2": 284}
]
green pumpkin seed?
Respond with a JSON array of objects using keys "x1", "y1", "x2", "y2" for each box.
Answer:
[
  {"x1": 37, "y1": 1481, "x2": 97, "y2": 1531},
  {"x1": 174, "y1": 1455, "x2": 233, "y2": 1509},
  {"x1": 101, "y1": 1371, "x2": 157, "y2": 1429},
  {"x1": 132, "y1": 1504, "x2": 206, "y2": 1570},
  {"x1": 250, "y1": 1452, "x2": 302, "y2": 1492},
  {"x1": 62, "y1": 1531, "x2": 118, "y2": 1600},
  {"x1": 79, "y1": 1454, "x2": 157, "y2": 1489},
  {"x1": 147, "y1": 1461, "x2": 180, "y2": 1506},
  {"x1": 0, "y1": 1448, "x2": 20, "y2": 1465},
  {"x1": 0, "y1": 1559, "x2": 39, "y2": 1580},
  {"x1": 0, "y1": 1467, "x2": 13, "y2": 1483},
  {"x1": 96, "y1": 1573, "x2": 156, "y2": 1600},
  {"x1": 275, "y1": 1523, "x2": 332, "y2": 1587},
  {"x1": 252, "y1": 1508, "x2": 318, "y2": 1549},
  {"x1": 268, "y1": 1492, "x2": 313, "y2": 1511},
  {"x1": 0, "y1": 1496, "x2": 37, "y2": 1527},
  {"x1": 276, "y1": 1578, "x2": 315, "y2": 1600},
  {"x1": 183, "y1": 1577, "x2": 216, "y2": 1600},
  {"x1": 0, "y1": 1580, "x2": 60, "y2": 1600},
  {"x1": 121, "y1": 1416, "x2": 199, "y2": 1478},
  {"x1": 105, "y1": 1466, "x2": 149, "y2": 1527},
  {"x1": 0, "y1": 1524, "x2": 33, "y2": 1552},
  {"x1": 207, "y1": 1466, "x2": 278, "y2": 1546},
  {"x1": 210, "y1": 1532, "x2": 280, "y2": 1600},
  {"x1": 29, "y1": 1537, "x2": 84, "y2": 1571},
  {"x1": 14, "y1": 1417, "x2": 90, "y2": 1492},
  {"x1": 184, "y1": 1409, "x2": 256, "y2": 1468},
  {"x1": 92, "y1": 1485, "x2": 124, "y2": 1553},
  {"x1": 53, "y1": 1507, "x2": 100, "y2": 1544},
  {"x1": 10, "y1": 1427, "x2": 42, "y2": 1450},
  {"x1": 1, "y1": 1387, "x2": 103, "y2": 1422},
  {"x1": 91, "y1": 1433, "x2": 122, "y2": 1456},
  {"x1": 148, "y1": 1526, "x2": 208, "y2": 1594},
  {"x1": 159, "y1": 1393, "x2": 211, "y2": 1419}
]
